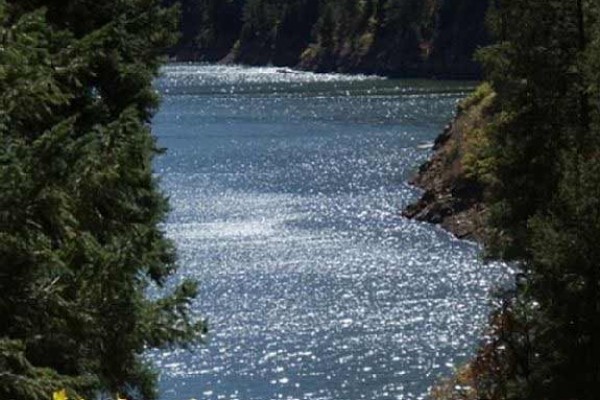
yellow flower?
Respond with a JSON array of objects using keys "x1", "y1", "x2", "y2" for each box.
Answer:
[
  {"x1": 116, "y1": 393, "x2": 127, "y2": 400},
  {"x1": 53, "y1": 389, "x2": 68, "y2": 400}
]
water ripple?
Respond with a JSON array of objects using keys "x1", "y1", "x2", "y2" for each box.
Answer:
[{"x1": 148, "y1": 65, "x2": 510, "y2": 400}]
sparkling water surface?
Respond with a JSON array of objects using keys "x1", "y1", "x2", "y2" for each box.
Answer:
[{"x1": 149, "y1": 64, "x2": 510, "y2": 400}]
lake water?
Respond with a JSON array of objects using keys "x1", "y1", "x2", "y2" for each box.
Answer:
[{"x1": 148, "y1": 65, "x2": 509, "y2": 400}]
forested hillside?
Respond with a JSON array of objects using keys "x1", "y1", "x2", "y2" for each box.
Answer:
[
  {"x1": 412, "y1": 1, "x2": 600, "y2": 399},
  {"x1": 167, "y1": 0, "x2": 489, "y2": 78}
]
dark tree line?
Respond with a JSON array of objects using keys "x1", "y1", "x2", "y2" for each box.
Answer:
[
  {"x1": 169, "y1": 0, "x2": 489, "y2": 78},
  {"x1": 0, "y1": 1, "x2": 203, "y2": 399}
]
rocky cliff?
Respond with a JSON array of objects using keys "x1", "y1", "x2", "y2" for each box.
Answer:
[{"x1": 403, "y1": 84, "x2": 495, "y2": 241}]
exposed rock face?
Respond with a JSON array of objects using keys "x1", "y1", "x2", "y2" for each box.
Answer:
[
  {"x1": 403, "y1": 87, "x2": 495, "y2": 241},
  {"x1": 167, "y1": 0, "x2": 490, "y2": 79},
  {"x1": 403, "y1": 124, "x2": 485, "y2": 240}
]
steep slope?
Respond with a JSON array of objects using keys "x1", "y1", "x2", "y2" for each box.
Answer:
[
  {"x1": 164, "y1": 0, "x2": 245, "y2": 61},
  {"x1": 169, "y1": 0, "x2": 489, "y2": 79},
  {"x1": 403, "y1": 84, "x2": 496, "y2": 241}
]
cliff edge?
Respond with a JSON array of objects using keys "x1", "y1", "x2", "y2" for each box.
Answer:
[{"x1": 403, "y1": 84, "x2": 495, "y2": 241}]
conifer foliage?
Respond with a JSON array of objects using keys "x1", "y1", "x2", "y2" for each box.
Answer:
[
  {"x1": 171, "y1": 0, "x2": 489, "y2": 78},
  {"x1": 0, "y1": 1, "x2": 204, "y2": 399},
  {"x1": 435, "y1": 1, "x2": 600, "y2": 399}
]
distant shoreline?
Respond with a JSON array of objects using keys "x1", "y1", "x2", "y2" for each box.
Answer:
[{"x1": 164, "y1": 59, "x2": 482, "y2": 81}]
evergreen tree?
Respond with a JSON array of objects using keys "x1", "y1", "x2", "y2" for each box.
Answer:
[
  {"x1": 452, "y1": 2, "x2": 600, "y2": 399},
  {"x1": 478, "y1": 0, "x2": 585, "y2": 260},
  {"x1": 522, "y1": 3, "x2": 600, "y2": 397},
  {"x1": 0, "y1": 1, "x2": 204, "y2": 399},
  {"x1": 194, "y1": 0, "x2": 244, "y2": 60}
]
